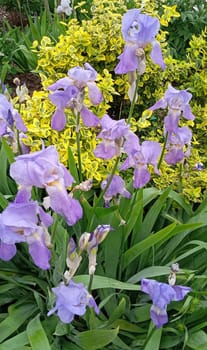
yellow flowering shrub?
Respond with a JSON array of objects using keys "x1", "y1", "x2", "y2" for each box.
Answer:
[{"x1": 18, "y1": 1, "x2": 207, "y2": 201}]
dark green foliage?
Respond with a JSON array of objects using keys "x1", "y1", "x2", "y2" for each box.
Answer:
[{"x1": 163, "y1": 0, "x2": 207, "y2": 58}]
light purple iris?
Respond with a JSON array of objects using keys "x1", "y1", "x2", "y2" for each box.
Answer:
[
  {"x1": 0, "y1": 93, "x2": 27, "y2": 136},
  {"x1": 120, "y1": 132, "x2": 161, "y2": 188},
  {"x1": 101, "y1": 174, "x2": 131, "y2": 206},
  {"x1": 94, "y1": 114, "x2": 130, "y2": 159},
  {"x1": 48, "y1": 63, "x2": 102, "y2": 131},
  {"x1": 149, "y1": 84, "x2": 195, "y2": 134},
  {"x1": 165, "y1": 126, "x2": 192, "y2": 165},
  {"x1": 141, "y1": 278, "x2": 191, "y2": 328},
  {"x1": 47, "y1": 280, "x2": 99, "y2": 323},
  {"x1": 0, "y1": 190, "x2": 52, "y2": 269},
  {"x1": 10, "y1": 146, "x2": 83, "y2": 226},
  {"x1": 115, "y1": 9, "x2": 166, "y2": 76}
]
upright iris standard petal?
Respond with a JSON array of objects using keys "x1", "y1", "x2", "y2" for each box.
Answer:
[
  {"x1": 141, "y1": 278, "x2": 191, "y2": 328},
  {"x1": 10, "y1": 146, "x2": 66, "y2": 188},
  {"x1": 68, "y1": 63, "x2": 98, "y2": 85}
]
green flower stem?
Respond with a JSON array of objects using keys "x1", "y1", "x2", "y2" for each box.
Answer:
[
  {"x1": 88, "y1": 273, "x2": 94, "y2": 293},
  {"x1": 127, "y1": 74, "x2": 140, "y2": 124},
  {"x1": 158, "y1": 131, "x2": 168, "y2": 170},
  {"x1": 75, "y1": 112, "x2": 83, "y2": 183},
  {"x1": 178, "y1": 162, "x2": 183, "y2": 193},
  {"x1": 16, "y1": 129, "x2": 22, "y2": 155},
  {"x1": 87, "y1": 156, "x2": 120, "y2": 232}
]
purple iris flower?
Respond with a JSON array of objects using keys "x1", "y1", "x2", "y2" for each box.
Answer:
[
  {"x1": 101, "y1": 174, "x2": 131, "y2": 206},
  {"x1": 47, "y1": 280, "x2": 99, "y2": 323},
  {"x1": 0, "y1": 93, "x2": 27, "y2": 136},
  {"x1": 0, "y1": 191, "x2": 52, "y2": 269},
  {"x1": 165, "y1": 126, "x2": 192, "y2": 165},
  {"x1": 48, "y1": 86, "x2": 79, "y2": 131},
  {"x1": 120, "y1": 132, "x2": 161, "y2": 188},
  {"x1": 48, "y1": 63, "x2": 102, "y2": 131},
  {"x1": 94, "y1": 114, "x2": 130, "y2": 159},
  {"x1": 149, "y1": 84, "x2": 195, "y2": 134},
  {"x1": 115, "y1": 9, "x2": 166, "y2": 76},
  {"x1": 141, "y1": 278, "x2": 191, "y2": 328},
  {"x1": 10, "y1": 146, "x2": 83, "y2": 226}
]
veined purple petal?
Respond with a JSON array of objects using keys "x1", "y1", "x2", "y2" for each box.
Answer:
[
  {"x1": 141, "y1": 141, "x2": 161, "y2": 173},
  {"x1": 182, "y1": 104, "x2": 195, "y2": 120},
  {"x1": 39, "y1": 206, "x2": 53, "y2": 227},
  {"x1": 56, "y1": 306, "x2": 74, "y2": 323},
  {"x1": 80, "y1": 105, "x2": 100, "y2": 127},
  {"x1": 48, "y1": 77, "x2": 72, "y2": 91},
  {"x1": 94, "y1": 140, "x2": 119, "y2": 159},
  {"x1": 141, "y1": 279, "x2": 174, "y2": 307},
  {"x1": 98, "y1": 115, "x2": 129, "y2": 140},
  {"x1": 101, "y1": 174, "x2": 131, "y2": 200},
  {"x1": 14, "y1": 187, "x2": 31, "y2": 204},
  {"x1": 61, "y1": 164, "x2": 74, "y2": 187},
  {"x1": 115, "y1": 44, "x2": 139, "y2": 74},
  {"x1": 150, "y1": 305, "x2": 168, "y2": 328},
  {"x1": 88, "y1": 296, "x2": 100, "y2": 314},
  {"x1": 165, "y1": 148, "x2": 184, "y2": 165},
  {"x1": 120, "y1": 154, "x2": 136, "y2": 170},
  {"x1": 49, "y1": 86, "x2": 79, "y2": 109},
  {"x1": 46, "y1": 181, "x2": 83, "y2": 225},
  {"x1": 172, "y1": 285, "x2": 192, "y2": 301},
  {"x1": 133, "y1": 166, "x2": 151, "y2": 188},
  {"x1": 87, "y1": 82, "x2": 103, "y2": 105},
  {"x1": 0, "y1": 241, "x2": 16, "y2": 261},
  {"x1": 150, "y1": 41, "x2": 166, "y2": 70},
  {"x1": 51, "y1": 109, "x2": 67, "y2": 131},
  {"x1": 164, "y1": 112, "x2": 180, "y2": 134},
  {"x1": 141, "y1": 278, "x2": 191, "y2": 328},
  {"x1": 121, "y1": 9, "x2": 141, "y2": 41},
  {"x1": 13, "y1": 110, "x2": 27, "y2": 132},
  {"x1": 68, "y1": 64, "x2": 97, "y2": 86},
  {"x1": 10, "y1": 146, "x2": 65, "y2": 188},
  {"x1": 29, "y1": 241, "x2": 51, "y2": 270},
  {"x1": 0, "y1": 120, "x2": 7, "y2": 136},
  {"x1": 136, "y1": 14, "x2": 160, "y2": 45},
  {"x1": 124, "y1": 131, "x2": 140, "y2": 155},
  {"x1": 149, "y1": 98, "x2": 167, "y2": 111}
]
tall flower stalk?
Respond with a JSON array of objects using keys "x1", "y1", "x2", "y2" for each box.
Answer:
[{"x1": 74, "y1": 111, "x2": 83, "y2": 182}]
